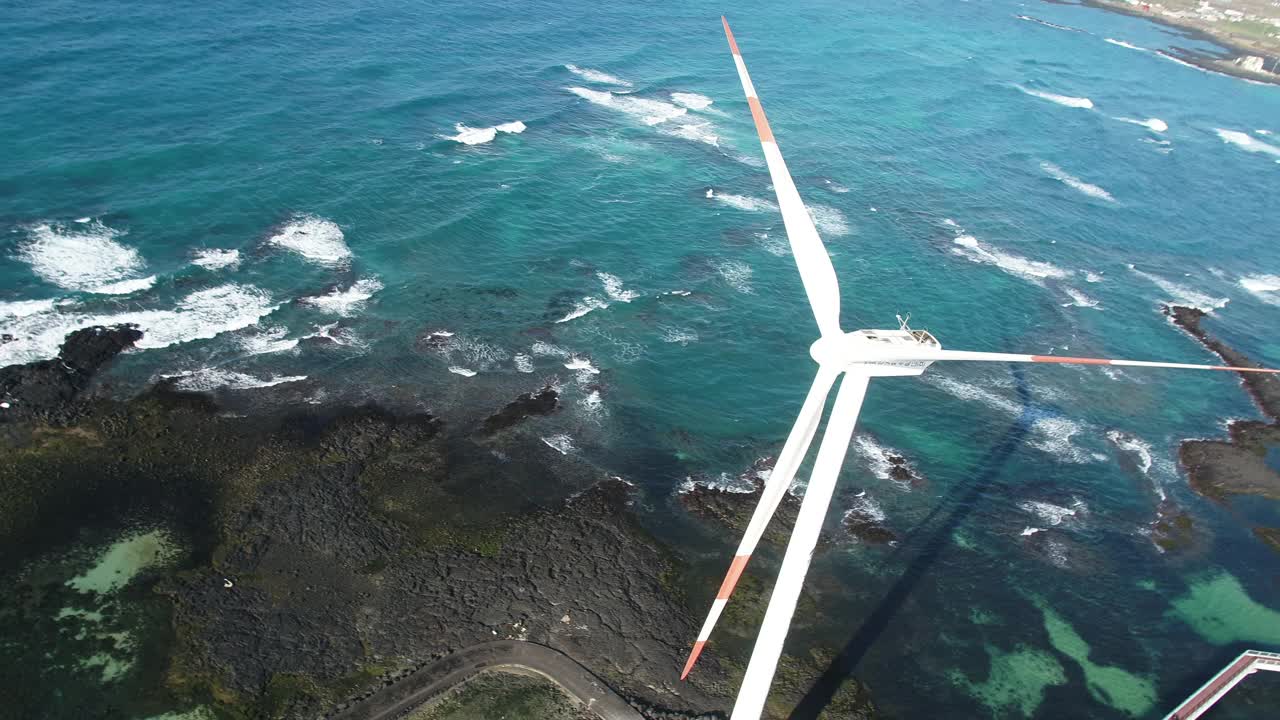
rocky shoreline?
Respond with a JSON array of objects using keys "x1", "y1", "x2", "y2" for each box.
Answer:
[
  {"x1": 1164, "y1": 306, "x2": 1280, "y2": 550},
  {"x1": 0, "y1": 326, "x2": 878, "y2": 720}
]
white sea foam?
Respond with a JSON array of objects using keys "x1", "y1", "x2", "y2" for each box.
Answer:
[
  {"x1": 166, "y1": 368, "x2": 307, "y2": 392},
  {"x1": 1105, "y1": 38, "x2": 1147, "y2": 51},
  {"x1": 555, "y1": 296, "x2": 609, "y2": 323},
  {"x1": 564, "y1": 64, "x2": 631, "y2": 87},
  {"x1": 1239, "y1": 274, "x2": 1280, "y2": 305},
  {"x1": 1019, "y1": 499, "x2": 1084, "y2": 525},
  {"x1": 531, "y1": 341, "x2": 572, "y2": 357},
  {"x1": 713, "y1": 192, "x2": 778, "y2": 213},
  {"x1": 1021, "y1": 527, "x2": 1045, "y2": 537},
  {"x1": 1215, "y1": 129, "x2": 1280, "y2": 159},
  {"x1": 567, "y1": 87, "x2": 687, "y2": 125},
  {"x1": 192, "y1": 248, "x2": 241, "y2": 270},
  {"x1": 757, "y1": 232, "x2": 790, "y2": 257},
  {"x1": 852, "y1": 435, "x2": 916, "y2": 490},
  {"x1": 1085, "y1": 271, "x2": 1104, "y2": 283},
  {"x1": 824, "y1": 179, "x2": 851, "y2": 193},
  {"x1": 93, "y1": 275, "x2": 157, "y2": 295},
  {"x1": 1015, "y1": 85, "x2": 1094, "y2": 109},
  {"x1": 301, "y1": 277, "x2": 383, "y2": 316},
  {"x1": 845, "y1": 494, "x2": 888, "y2": 524},
  {"x1": 597, "y1": 272, "x2": 638, "y2": 302},
  {"x1": 661, "y1": 120, "x2": 719, "y2": 146},
  {"x1": 807, "y1": 204, "x2": 851, "y2": 236},
  {"x1": 1258, "y1": 129, "x2": 1274, "y2": 136},
  {"x1": 564, "y1": 356, "x2": 600, "y2": 374},
  {"x1": 513, "y1": 353, "x2": 535, "y2": 373},
  {"x1": 1046, "y1": 537, "x2": 1069, "y2": 568},
  {"x1": 302, "y1": 321, "x2": 367, "y2": 349},
  {"x1": 19, "y1": 221, "x2": 149, "y2": 293},
  {"x1": 1040, "y1": 162, "x2": 1115, "y2": 202},
  {"x1": 671, "y1": 92, "x2": 714, "y2": 110},
  {"x1": 237, "y1": 326, "x2": 299, "y2": 356},
  {"x1": 660, "y1": 326, "x2": 698, "y2": 345},
  {"x1": 1115, "y1": 117, "x2": 1168, "y2": 133},
  {"x1": 950, "y1": 234, "x2": 1069, "y2": 283},
  {"x1": 1063, "y1": 287, "x2": 1101, "y2": 309},
  {"x1": 1129, "y1": 266, "x2": 1228, "y2": 311},
  {"x1": 929, "y1": 375, "x2": 1097, "y2": 463},
  {"x1": 0, "y1": 284, "x2": 280, "y2": 368},
  {"x1": 448, "y1": 366, "x2": 477, "y2": 377},
  {"x1": 443, "y1": 121, "x2": 526, "y2": 145},
  {"x1": 0, "y1": 298, "x2": 58, "y2": 318},
  {"x1": 542, "y1": 434, "x2": 576, "y2": 454},
  {"x1": 441, "y1": 335, "x2": 510, "y2": 370},
  {"x1": 267, "y1": 215, "x2": 350, "y2": 266},
  {"x1": 714, "y1": 259, "x2": 754, "y2": 294}
]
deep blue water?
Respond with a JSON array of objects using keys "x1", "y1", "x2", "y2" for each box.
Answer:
[{"x1": 2, "y1": 0, "x2": 1280, "y2": 717}]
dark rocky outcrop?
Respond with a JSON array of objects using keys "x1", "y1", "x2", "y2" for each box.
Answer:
[
  {"x1": 0, "y1": 324, "x2": 141, "y2": 424},
  {"x1": 479, "y1": 386, "x2": 559, "y2": 435},
  {"x1": 678, "y1": 457, "x2": 806, "y2": 549}
]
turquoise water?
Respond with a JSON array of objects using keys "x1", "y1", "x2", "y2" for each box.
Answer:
[{"x1": 3, "y1": 0, "x2": 1280, "y2": 717}]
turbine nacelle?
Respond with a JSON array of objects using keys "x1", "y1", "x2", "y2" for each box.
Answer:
[{"x1": 808, "y1": 327, "x2": 941, "y2": 377}]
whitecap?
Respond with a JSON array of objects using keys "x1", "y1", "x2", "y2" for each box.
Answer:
[
  {"x1": 0, "y1": 298, "x2": 58, "y2": 318},
  {"x1": 1015, "y1": 85, "x2": 1094, "y2": 109},
  {"x1": 852, "y1": 435, "x2": 917, "y2": 490},
  {"x1": 302, "y1": 321, "x2": 367, "y2": 349},
  {"x1": 597, "y1": 272, "x2": 638, "y2": 302},
  {"x1": 191, "y1": 248, "x2": 241, "y2": 270},
  {"x1": 1040, "y1": 162, "x2": 1115, "y2": 202},
  {"x1": 1085, "y1": 271, "x2": 1104, "y2": 283},
  {"x1": 1239, "y1": 274, "x2": 1280, "y2": 306},
  {"x1": 237, "y1": 326, "x2": 299, "y2": 356},
  {"x1": 929, "y1": 375, "x2": 1097, "y2": 464},
  {"x1": 1019, "y1": 499, "x2": 1081, "y2": 525},
  {"x1": 19, "y1": 220, "x2": 148, "y2": 293},
  {"x1": 844, "y1": 494, "x2": 887, "y2": 523},
  {"x1": 1021, "y1": 527, "x2": 1045, "y2": 537},
  {"x1": 1215, "y1": 128, "x2": 1280, "y2": 159},
  {"x1": 448, "y1": 366, "x2": 477, "y2": 377},
  {"x1": 1114, "y1": 116, "x2": 1167, "y2": 132},
  {"x1": 531, "y1": 341, "x2": 572, "y2": 357},
  {"x1": 713, "y1": 192, "x2": 778, "y2": 213},
  {"x1": 1105, "y1": 38, "x2": 1147, "y2": 51},
  {"x1": 267, "y1": 215, "x2": 350, "y2": 266},
  {"x1": 579, "y1": 389, "x2": 605, "y2": 418},
  {"x1": 1063, "y1": 287, "x2": 1101, "y2": 309},
  {"x1": 757, "y1": 232, "x2": 790, "y2": 257},
  {"x1": 165, "y1": 368, "x2": 307, "y2": 392},
  {"x1": 564, "y1": 64, "x2": 631, "y2": 87},
  {"x1": 670, "y1": 92, "x2": 714, "y2": 110},
  {"x1": 542, "y1": 433, "x2": 576, "y2": 454},
  {"x1": 564, "y1": 356, "x2": 600, "y2": 374},
  {"x1": 567, "y1": 86, "x2": 686, "y2": 126},
  {"x1": 555, "y1": 296, "x2": 609, "y2": 323},
  {"x1": 661, "y1": 120, "x2": 719, "y2": 146},
  {"x1": 513, "y1": 353, "x2": 535, "y2": 373},
  {"x1": 1128, "y1": 266, "x2": 1228, "y2": 311},
  {"x1": 678, "y1": 471, "x2": 756, "y2": 495},
  {"x1": 93, "y1": 275, "x2": 157, "y2": 295},
  {"x1": 443, "y1": 121, "x2": 526, "y2": 145},
  {"x1": 823, "y1": 179, "x2": 851, "y2": 193},
  {"x1": 1258, "y1": 129, "x2": 1273, "y2": 136},
  {"x1": 950, "y1": 234, "x2": 1070, "y2": 283},
  {"x1": 807, "y1": 204, "x2": 851, "y2": 236},
  {"x1": 714, "y1": 259, "x2": 754, "y2": 294},
  {"x1": 301, "y1": 277, "x2": 383, "y2": 316}
]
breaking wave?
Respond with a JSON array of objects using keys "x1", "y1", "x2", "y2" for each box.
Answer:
[
  {"x1": 542, "y1": 434, "x2": 576, "y2": 454},
  {"x1": 1128, "y1": 266, "x2": 1228, "y2": 311},
  {"x1": 0, "y1": 298, "x2": 58, "y2": 318},
  {"x1": 568, "y1": 86, "x2": 686, "y2": 125},
  {"x1": 950, "y1": 234, "x2": 1069, "y2": 283},
  {"x1": 1040, "y1": 162, "x2": 1115, "y2": 202},
  {"x1": 1215, "y1": 129, "x2": 1280, "y2": 159},
  {"x1": 564, "y1": 64, "x2": 631, "y2": 87},
  {"x1": 597, "y1": 272, "x2": 638, "y2": 302},
  {"x1": 845, "y1": 493, "x2": 888, "y2": 523},
  {"x1": 237, "y1": 325, "x2": 299, "y2": 356},
  {"x1": 808, "y1": 204, "x2": 851, "y2": 236},
  {"x1": 448, "y1": 366, "x2": 477, "y2": 377},
  {"x1": 19, "y1": 220, "x2": 150, "y2": 294},
  {"x1": 1115, "y1": 117, "x2": 1167, "y2": 133},
  {"x1": 1104, "y1": 38, "x2": 1146, "y2": 51},
  {"x1": 671, "y1": 92, "x2": 714, "y2": 110},
  {"x1": 1063, "y1": 287, "x2": 1101, "y2": 309},
  {"x1": 442, "y1": 121, "x2": 526, "y2": 145},
  {"x1": 555, "y1": 296, "x2": 609, "y2": 323},
  {"x1": 1239, "y1": 274, "x2": 1280, "y2": 305},
  {"x1": 192, "y1": 248, "x2": 241, "y2": 270},
  {"x1": 714, "y1": 259, "x2": 754, "y2": 294},
  {"x1": 929, "y1": 375, "x2": 1098, "y2": 463},
  {"x1": 1015, "y1": 85, "x2": 1094, "y2": 109},
  {"x1": 301, "y1": 277, "x2": 383, "y2": 316},
  {"x1": 712, "y1": 192, "x2": 778, "y2": 213},
  {"x1": 852, "y1": 435, "x2": 917, "y2": 490},
  {"x1": 166, "y1": 368, "x2": 306, "y2": 392},
  {"x1": 564, "y1": 356, "x2": 601, "y2": 375},
  {"x1": 267, "y1": 215, "x2": 350, "y2": 266},
  {"x1": 1019, "y1": 499, "x2": 1086, "y2": 525},
  {"x1": 0, "y1": 283, "x2": 279, "y2": 368},
  {"x1": 513, "y1": 353, "x2": 534, "y2": 373}
]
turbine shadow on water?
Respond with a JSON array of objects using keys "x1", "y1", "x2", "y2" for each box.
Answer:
[{"x1": 789, "y1": 364, "x2": 1034, "y2": 720}]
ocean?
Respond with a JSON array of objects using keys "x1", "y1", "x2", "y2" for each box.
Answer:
[{"x1": 2, "y1": 0, "x2": 1279, "y2": 717}]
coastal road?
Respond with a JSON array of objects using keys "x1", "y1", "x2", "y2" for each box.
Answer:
[{"x1": 329, "y1": 640, "x2": 645, "y2": 720}]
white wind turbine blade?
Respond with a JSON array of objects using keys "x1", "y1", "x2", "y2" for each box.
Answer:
[
  {"x1": 731, "y1": 373, "x2": 870, "y2": 720},
  {"x1": 722, "y1": 17, "x2": 843, "y2": 338},
  {"x1": 681, "y1": 364, "x2": 840, "y2": 679},
  {"x1": 915, "y1": 348, "x2": 1280, "y2": 374}
]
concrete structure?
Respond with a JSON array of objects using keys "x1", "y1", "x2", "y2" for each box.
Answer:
[{"x1": 1162, "y1": 649, "x2": 1280, "y2": 720}]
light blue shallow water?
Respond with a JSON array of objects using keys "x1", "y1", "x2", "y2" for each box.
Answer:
[{"x1": 2, "y1": 0, "x2": 1279, "y2": 717}]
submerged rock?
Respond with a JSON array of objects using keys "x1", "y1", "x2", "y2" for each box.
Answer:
[{"x1": 479, "y1": 386, "x2": 559, "y2": 435}]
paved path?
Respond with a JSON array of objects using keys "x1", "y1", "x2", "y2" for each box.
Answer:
[{"x1": 330, "y1": 640, "x2": 645, "y2": 720}]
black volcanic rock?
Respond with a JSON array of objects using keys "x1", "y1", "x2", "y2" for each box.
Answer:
[
  {"x1": 0, "y1": 324, "x2": 141, "y2": 424},
  {"x1": 480, "y1": 386, "x2": 559, "y2": 435}
]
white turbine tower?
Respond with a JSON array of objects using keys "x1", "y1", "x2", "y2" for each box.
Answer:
[{"x1": 682, "y1": 17, "x2": 1280, "y2": 720}]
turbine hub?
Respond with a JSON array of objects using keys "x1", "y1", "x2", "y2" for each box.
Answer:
[{"x1": 808, "y1": 333, "x2": 852, "y2": 367}]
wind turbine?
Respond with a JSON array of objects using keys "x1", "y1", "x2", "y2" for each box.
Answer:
[{"x1": 684, "y1": 17, "x2": 1280, "y2": 720}]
